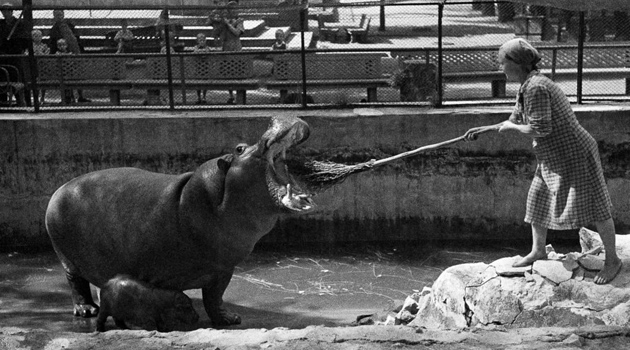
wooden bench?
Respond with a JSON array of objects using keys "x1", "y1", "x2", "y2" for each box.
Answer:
[
  {"x1": 318, "y1": 14, "x2": 366, "y2": 43},
  {"x1": 537, "y1": 45, "x2": 630, "y2": 93},
  {"x1": 416, "y1": 45, "x2": 630, "y2": 98},
  {"x1": 265, "y1": 52, "x2": 390, "y2": 102},
  {"x1": 436, "y1": 50, "x2": 507, "y2": 97},
  {"x1": 135, "y1": 53, "x2": 259, "y2": 104},
  {"x1": 35, "y1": 55, "x2": 131, "y2": 105},
  {"x1": 347, "y1": 17, "x2": 371, "y2": 43}
]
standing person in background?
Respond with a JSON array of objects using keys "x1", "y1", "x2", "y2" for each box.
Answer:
[
  {"x1": 0, "y1": 2, "x2": 29, "y2": 105},
  {"x1": 0, "y1": 2, "x2": 28, "y2": 55},
  {"x1": 29, "y1": 29, "x2": 49, "y2": 104},
  {"x1": 193, "y1": 33, "x2": 212, "y2": 104},
  {"x1": 207, "y1": 0, "x2": 227, "y2": 49},
  {"x1": 155, "y1": 9, "x2": 169, "y2": 40},
  {"x1": 464, "y1": 38, "x2": 622, "y2": 284},
  {"x1": 54, "y1": 38, "x2": 75, "y2": 104},
  {"x1": 49, "y1": 9, "x2": 90, "y2": 103},
  {"x1": 114, "y1": 18, "x2": 134, "y2": 54},
  {"x1": 219, "y1": 1, "x2": 244, "y2": 104}
]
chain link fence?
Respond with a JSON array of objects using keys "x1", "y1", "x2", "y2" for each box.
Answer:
[{"x1": 1, "y1": 1, "x2": 629, "y2": 111}]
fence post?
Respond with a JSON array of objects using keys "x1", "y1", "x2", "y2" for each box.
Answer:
[
  {"x1": 299, "y1": 6, "x2": 308, "y2": 108},
  {"x1": 577, "y1": 11, "x2": 585, "y2": 104},
  {"x1": 164, "y1": 9, "x2": 175, "y2": 110},
  {"x1": 436, "y1": 3, "x2": 444, "y2": 107},
  {"x1": 379, "y1": 0, "x2": 385, "y2": 31},
  {"x1": 23, "y1": 0, "x2": 39, "y2": 112}
]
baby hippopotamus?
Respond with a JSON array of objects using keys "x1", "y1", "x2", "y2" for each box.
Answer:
[{"x1": 96, "y1": 275, "x2": 199, "y2": 332}]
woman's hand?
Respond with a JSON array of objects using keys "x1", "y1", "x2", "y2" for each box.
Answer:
[
  {"x1": 498, "y1": 120, "x2": 516, "y2": 133},
  {"x1": 464, "y1": 123, "x2": 501, "y2": 141}
]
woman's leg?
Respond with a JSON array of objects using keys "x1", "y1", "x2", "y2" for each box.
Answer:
[
  {"x1": 513, "y1": 223, "x2": 549, "y2": 267},
  {"x1": 593, "y1": 218, "x2": 622, "y2": 284}
]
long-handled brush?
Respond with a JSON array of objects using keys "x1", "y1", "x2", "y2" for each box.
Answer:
[{"x1": 289, "y1": 130, "x2": 489, "y2": 193}]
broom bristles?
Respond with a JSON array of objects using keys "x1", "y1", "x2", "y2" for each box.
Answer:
[{"x1": 287, "y1": 159, "x2": 375, "y2": 193}]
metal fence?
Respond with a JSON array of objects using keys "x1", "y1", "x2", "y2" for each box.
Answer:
[{"x1": 1, "y1": 1, "x2": 629, "y2": 112}]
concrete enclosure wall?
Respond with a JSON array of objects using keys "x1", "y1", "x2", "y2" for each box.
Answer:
[{"x1": 1, "y1": 107, "x2": 629, "y2": 248}]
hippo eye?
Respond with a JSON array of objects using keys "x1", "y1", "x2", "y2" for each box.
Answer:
[{"x1": 235, "y1": 144, "x2": 247, "y2": 155}]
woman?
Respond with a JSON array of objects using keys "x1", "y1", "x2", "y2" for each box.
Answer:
[
  {"x1": 218, "y1": 1, "x2": 244, "y2": 104},
  {"x1": 464, "y1": 38, "x2": 622, "y2": 284}
]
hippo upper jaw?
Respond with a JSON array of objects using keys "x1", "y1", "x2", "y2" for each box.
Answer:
[{"x1": 261, "y1": 117, "x2": 314, "y2": 213}]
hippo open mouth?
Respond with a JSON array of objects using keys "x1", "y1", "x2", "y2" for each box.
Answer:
[{"x1": 262, "y1": 116, "x2": 314, "y2": 212}]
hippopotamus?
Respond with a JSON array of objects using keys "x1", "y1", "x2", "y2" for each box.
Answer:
[
  {"x1": 96, "y1": 275, "x2": 199, "y2": 332},
  {"x1": 45, "y1": 115, "x2": 314, "y2": 327}
]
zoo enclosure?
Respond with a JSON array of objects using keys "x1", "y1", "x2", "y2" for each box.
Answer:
[{"x1": 1, "y1": 0, "x2": 630, "y2": 111}]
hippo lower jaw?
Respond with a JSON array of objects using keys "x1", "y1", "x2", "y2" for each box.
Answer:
[{"x1": 267, "y1": 151, "x2": 314, "y2": 213}]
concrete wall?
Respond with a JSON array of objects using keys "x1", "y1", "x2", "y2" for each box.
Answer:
[{"x1": 1, "y1": 107, "x2": 629, "y2": 248}]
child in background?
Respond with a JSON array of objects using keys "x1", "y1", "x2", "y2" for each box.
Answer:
[
  {"x1": 193, "y1": 33, "x2": 213, "y2": 104},
  {"x1": 55, "y1": 39, "x2": 74, "y2": 104},
  {"x1": 271, "y1": 29, "x2": 286, "y2": 50},
  {"x1": 29, "y1": 30, "x2": 50, "y2": 104},
  {"x1": 55, "y1": 38, "x2": 70, "y2": 55},
  {"x1": 30, "y1": 29, "x2": 50, "y2": 55}
]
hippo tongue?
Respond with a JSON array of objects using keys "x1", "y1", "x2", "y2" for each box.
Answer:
[{"x1": 270, "y1": 157, "x2": 314, "y2": 212}]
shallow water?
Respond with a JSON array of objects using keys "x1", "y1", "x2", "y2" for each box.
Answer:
[{"x1": 0, "y1": 240, "x2": 580, "y2": 332}]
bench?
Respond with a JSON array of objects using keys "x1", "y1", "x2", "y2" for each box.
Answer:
[
  {"x1": 436, "y1": 50, "x2": 507, "y2": 97},
  {"x1": 347, "y1": 17, "x2": 371, "y2": 43},
  {"x1": 417, "y1": 45, "x2": 630, "y2": 99},
  {"x1": 318, "y1": 14, "x2": 366, "y2": 43},
  {"x1": 537, "y1": 45, "x2": 630, "y2": 93},
  {"x1": 35, "y1": 56, "x2": 131, "y2": 105},
  {"x1": 265, "y1": 52, "x2": 390, "y2": 102},
  {"x1": 136, "y1": 53, "x2": 259, "y2": 104}
]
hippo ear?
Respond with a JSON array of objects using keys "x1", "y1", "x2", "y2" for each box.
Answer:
[{"x1": 217, "y1": 154, "x2": 233, "y2": 174}]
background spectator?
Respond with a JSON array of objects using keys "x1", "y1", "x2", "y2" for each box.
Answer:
[
  {"x1": 271, "y1": 29, "x2": 286, "y2": 50},
  {"x1": 49, "y1": 9, "x2": 90, "y2": 103},
  {"x1": 207, "y1": 0, "x2": 227, "y2": 49},
  {"x1": 219, "y1": 1, "x2": 244, "y2": 104},
  {"x1": 0, "y1": 2, "x2": 28, "y2": 55},
  {"x1": 30, "y1": 29, "x2": 49, "y2": 104},
  {"x1": 114, "y1": 18, "x2": 134, "y2": 53},
  {"x1": 193, "y1": 33, "x2": 212, "y2": 104}
]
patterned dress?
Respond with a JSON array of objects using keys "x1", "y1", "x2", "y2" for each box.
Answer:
[{"x1": 516, "y1": 71, "x2": 612, "y2": 229}]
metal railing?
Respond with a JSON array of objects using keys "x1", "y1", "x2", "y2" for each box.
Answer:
[{"x1": 1, "y1": 1, "x2": 629, "y2": 112}]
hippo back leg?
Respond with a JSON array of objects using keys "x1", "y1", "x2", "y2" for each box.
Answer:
[
  {"x1": 52, "y1": 243, "x2": 100, "y2": 317},
  {"x1": 202, "y1": 269, "x2": 241, "y2": 327}
]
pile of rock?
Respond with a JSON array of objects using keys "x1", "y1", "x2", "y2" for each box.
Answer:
[{"x1": 385, "y1": 228, "x2": 630, "y2": 329}]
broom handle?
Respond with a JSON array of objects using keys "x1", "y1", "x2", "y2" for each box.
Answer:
[{"x1": 371, "y1": 129, "x2": 492, "y2": 167}]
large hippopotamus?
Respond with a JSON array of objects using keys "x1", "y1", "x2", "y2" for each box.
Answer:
[{"x1": 45, "y1": 116, "x2": 314, "y2": 326}]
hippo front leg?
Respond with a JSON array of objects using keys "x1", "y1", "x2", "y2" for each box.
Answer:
[{"x1": 202, "y1": 270, "x2": 241, "y2": 327}]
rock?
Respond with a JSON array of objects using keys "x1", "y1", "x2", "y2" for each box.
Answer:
[
  {"x1": 562, "y1": 333, "x2": 584, "y2": 346},
  {"x1": 395, "y1": 310, "x2": 415, "y2": 324},
  {"x1": 409, "y1": 263, "x2": 488, "y2": 330},
  {"x1": 490, "y1": 256, "x2": 532, "y2": 276},
  {"x1": 404, "y1": 231, "x2": 630, "y2": 330},
  {"x1": 533, "y1": 260, "x2": 575, "y2": 284},
  {"x1": 382, "y1": 314, "x2": 397, "y2": 326},
  {"x1": 578, "y1": 254, "x2": 605, "y2": 271},
  {"x1": 580, "y1": 227, "x2": 604, "y2": 253}
]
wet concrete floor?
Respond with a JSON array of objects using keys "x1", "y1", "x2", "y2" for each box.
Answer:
[{"x1": 0, "y1": 240, "x2": 579, "y2": 333}]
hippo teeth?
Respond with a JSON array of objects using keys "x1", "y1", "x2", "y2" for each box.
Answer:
[{"x1": 281, "y1": 184, "x2": 313, "y2": 212}]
